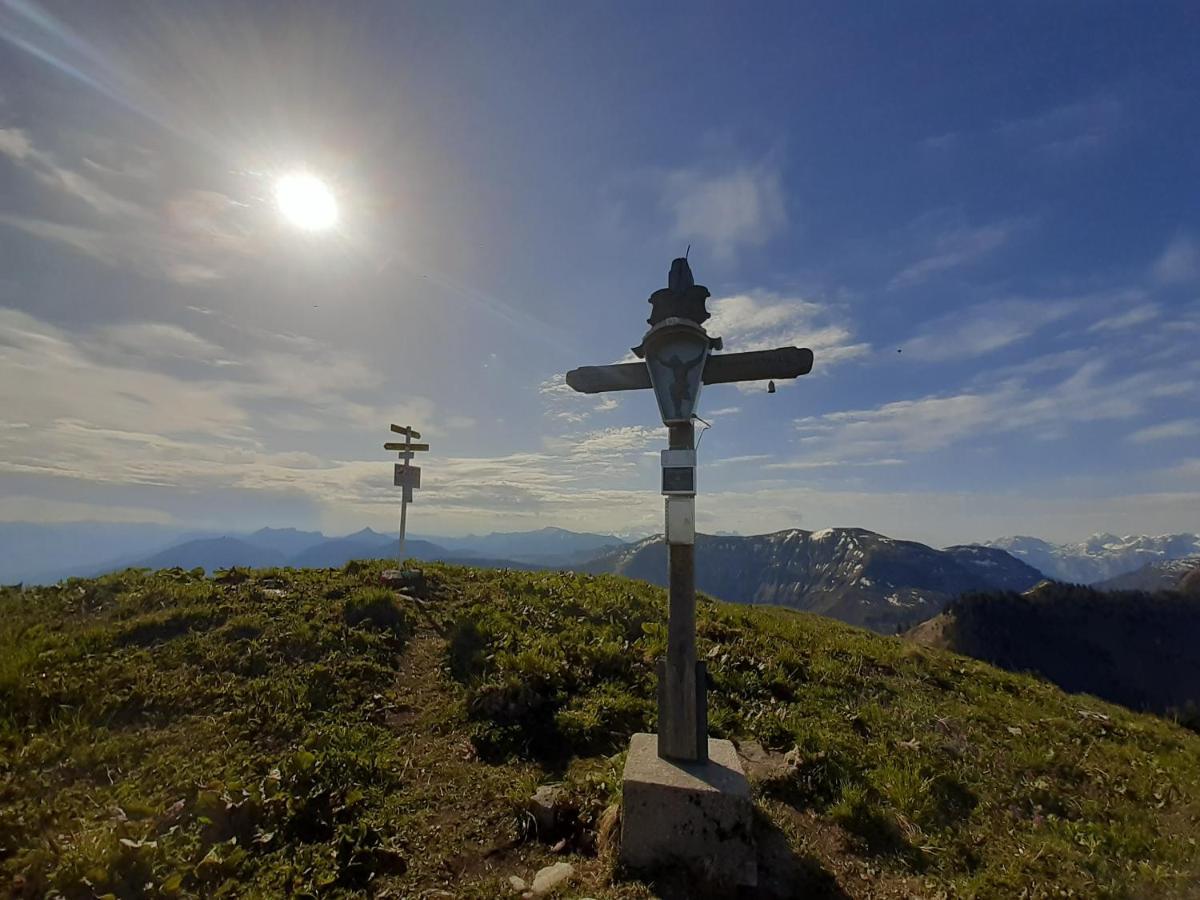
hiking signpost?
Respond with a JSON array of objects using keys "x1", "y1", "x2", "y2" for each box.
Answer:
[
  {"x1": 566, "y1": 257, "x2": 813, "y2": 885},
  {"x1": 385, "y1": 424, "x2": 427, "y2": 566}
]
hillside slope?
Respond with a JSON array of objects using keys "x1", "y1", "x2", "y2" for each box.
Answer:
[
  {"x1": 3, "y1": 564, "x2": 1200, "y2": 897},
  {"x1": 584, "y1": 528, "x2": 1044, "y2": 633},
  {"x1": 906, "y1": 583, "x2": 1200, "y2": 724},
  {"x1": 1095, "y1": 556, "x2": 1200, "y2": 593}
]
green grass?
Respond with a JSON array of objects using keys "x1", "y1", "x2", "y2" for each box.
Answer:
[{"x1": 2, "y1": 562, "x2": 1199, "y2": 897}]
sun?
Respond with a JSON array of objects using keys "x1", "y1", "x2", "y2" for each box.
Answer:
[{"x1": 274, "y1": 172, "x2": 338, "y2": 231}]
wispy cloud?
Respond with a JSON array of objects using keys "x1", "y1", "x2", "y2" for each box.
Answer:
[
  {"x1": 994, "y1": 96, "x2": 1125, "y2": 160},
  {"x1": 795, "y1": 358, "x2": 1199, "y2": 459},
  {"x1": 0, "y1": 496, "x2": 176, "y2": 525},
  {"x1": 1087, "y1": 302, "x2": 1161, "y2": 333},
  {"x1": 1128, "y1": 419, "x2": 1200, "y2": 444},
  {"x1": 903, "y1": 298, "x2": 1077, "y2": 362},
  {"x1": 706, "y1": 293, "x2": 868, "y2": 389},
  {"x1": 1152, "y1": 232, "x2": 1200, "y2": 285},
  {"x1": 0, "y1": 126, "x2": 145, "y2": 218},
  {"x1": 561, "y1": 425, "x2": 660, "y2": 457},
  {"x1": 539, "y1": 373, "x2": 622, "y2": 423},
  {"x1": 0, "y1": 127, "x2": 255, "y2": 283},
  {"x1": 763, "y1": 457, "x2": 905, "y2": 471},
  {"x1": 661, "y1": 160, "x2": 785, "y2": 261},
  {"x1": 889, "y1": 215, "x2": 1028, "y2": 289},
  {"x1": 0, "y1": 307, "x2": 438, "y2": 495}
]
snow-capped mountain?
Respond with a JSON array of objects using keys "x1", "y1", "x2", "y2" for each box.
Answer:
[
  {"x1": 983, "y1": 533, "x2": 1200, "y2": 584},
  {"x1": 582, "y1": 527, "x2": 1044, "y2": 634}
]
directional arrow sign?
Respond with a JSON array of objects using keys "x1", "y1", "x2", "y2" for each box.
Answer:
[
  {"x1": 390, "y1": 425, "x2": 421, "y2": 439},
  {"x1": 384, "y1": 442, "x2": 430, "y2": 452}
]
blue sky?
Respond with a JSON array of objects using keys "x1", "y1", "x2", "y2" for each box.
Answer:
[{"x1": 0, "y1": 0, "x2": 1197, "y2": 545}]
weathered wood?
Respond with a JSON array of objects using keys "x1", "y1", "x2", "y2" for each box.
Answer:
[
  {"x1": 702, "y1": 347, "x2": 813, "y2": 385},
  {"x1": 566, "y1": 347, "x2": 811, "y2": 396},
  {"x1": 565, "y1": 362, "x2": 651, "y2": 394},
  {"x1": 384, "y1": 442, "x2": 430, "y2": 451},
  {"x1": 657, "y1": 421, "x2": 706, "y2": 763},
  {"x1": 390, "y1": 425, "x2": 421, "y2": 438}
]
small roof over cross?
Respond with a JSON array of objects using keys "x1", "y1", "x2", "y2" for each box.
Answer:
[{"x1": 647, "y1": 256, "x2": 711, "y2": 327}]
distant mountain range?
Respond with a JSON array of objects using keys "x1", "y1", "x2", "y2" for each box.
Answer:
[
  {"x1": 982, "y1": 533, "x2": 1200, "y2": 584},
  {"x1": 7, "y1": 525, "x2": 627, "y2": 583},
  {"x1": 129, "y1": 529, "x2": 452, "y2": 573},
  {"x1": 11, "y1": 520, "x2": 1200, "y2": 639},
  {"x1": 421, "y1": 526, "x2": 624, "y2": 565},
  {"x1": 582, "y1": 527, "x2": 1046, "y2": 634}
]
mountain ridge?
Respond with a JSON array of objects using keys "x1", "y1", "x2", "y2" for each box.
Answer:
[{"x1": 582, "y1": 527, "x2": 1045, "y2": 633}]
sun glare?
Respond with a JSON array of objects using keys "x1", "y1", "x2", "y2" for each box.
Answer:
[{"x1": 274, "y1": 172, "x2": 338, "y2": 231}]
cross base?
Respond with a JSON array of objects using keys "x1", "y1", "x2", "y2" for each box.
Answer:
[{"x1": 619, "y1": 732, "x2": 757, "y2": 888}]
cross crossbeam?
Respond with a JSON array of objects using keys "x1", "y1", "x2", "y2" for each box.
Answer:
[{"x1": 565, "y1": 347, "x2": 812, "y2": 394}]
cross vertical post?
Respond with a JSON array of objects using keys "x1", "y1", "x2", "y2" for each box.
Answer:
[{"x1": 658, "y1": 419, "x2": 706, "y2": 760}]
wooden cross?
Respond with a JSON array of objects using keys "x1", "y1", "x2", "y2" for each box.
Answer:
[{"x1": 566, "y1": 259, "x2": 813, "y2": 762}]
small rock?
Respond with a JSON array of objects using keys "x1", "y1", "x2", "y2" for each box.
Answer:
[
  {"x1": 508, "y1": 875, "x2": 528, "y2": 893},
  {"x1": 738, "y1": 739, "x2": 769, "y2": 763},
  {"x1": 382, "y1": 568, "x2": 426, "y2": 593},
  {"x1": 530, "y1": 861, "x2": 574, "y2": 896},
  {"x1": 738, "y1": 740, "x2": 793, "y2": 783},
  {"x1": 529, "y1": 784, "x2": 564, "y2": 836}
]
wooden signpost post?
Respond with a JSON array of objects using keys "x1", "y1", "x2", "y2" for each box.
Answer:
[
  {"x1": 565, "y1": 256, "x2": 814, "y2": 885},
  {"x1": 387, "y1": 424, "x2": 428, "y2": 567}
]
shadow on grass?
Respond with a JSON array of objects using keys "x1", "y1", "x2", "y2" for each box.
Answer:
[{"x1": 637, "y1": 810, "x2": 850, "y2": 900}]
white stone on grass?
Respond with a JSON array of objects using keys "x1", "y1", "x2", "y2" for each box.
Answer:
[{"x1": 530, "y1": 861, "x2": 574, "y2": 895}]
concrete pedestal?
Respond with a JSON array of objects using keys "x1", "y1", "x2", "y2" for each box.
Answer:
[{"x1": 619, "y1": 732, "x2": 756, "y2": 887}]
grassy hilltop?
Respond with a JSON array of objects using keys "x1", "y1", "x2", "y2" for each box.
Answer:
[{"x1": 2, "y1": 563, "x2": 1200, "y2": 898}]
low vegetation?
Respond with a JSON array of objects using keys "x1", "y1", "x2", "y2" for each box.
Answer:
[
  {"x1": 2, "y1": 562, "x2": 1199, "y2": 897},
  {"x1": 912, "y1": 583, "x2": 1200, "y2": 733}
]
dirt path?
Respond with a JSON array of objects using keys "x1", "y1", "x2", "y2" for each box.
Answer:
[{"x1": 380, "y1": 630, "x2": 633, "y2": 897}]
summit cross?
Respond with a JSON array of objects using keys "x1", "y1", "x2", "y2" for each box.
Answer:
[{"x1": 566, "y1": 257, "x2": 813, "y2": 762}]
